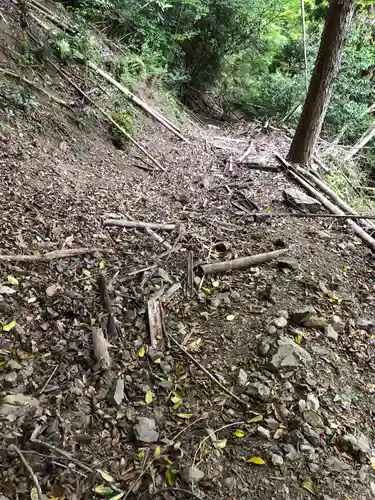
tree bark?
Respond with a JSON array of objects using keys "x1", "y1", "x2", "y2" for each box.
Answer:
[{"x1": 287, "y1": 0, "x2": 356, "y2": 165}]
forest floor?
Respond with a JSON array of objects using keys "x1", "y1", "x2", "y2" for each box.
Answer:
[{"x1": 1, "y1": 6, "x2": 375, "y2": 500}]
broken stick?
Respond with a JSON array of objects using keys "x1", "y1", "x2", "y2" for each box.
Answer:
[
  {"x1": 92, "y1": 327, "x2": 111, "y2": 369},
  {"x1": 201, "y1": 248, "x2": 288, "y2": 274},
  {"x1": 9, "y1": 445, "x2": 43, "y2": 500},
  {"x1": 98, "y1": 272, "x2": 116, "y2": 338},
  {"x1": 148, "y1": 298, "x2": 164, "y2": 350},
  {"x1": 237, "y1": 140, "x2": 253, "y2": 162},
  {"x1": 0, "y1": 247, "x2": 104, "y2": 262},
  {"x1": 104, "y1": 219, "x2": 176, "y2": 231}
]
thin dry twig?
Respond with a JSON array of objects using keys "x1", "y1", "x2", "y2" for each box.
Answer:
[
  {"x1": 166, "y1": 332, "x2": 248, "y2": 407},
  {"x1": 193, "y1": 421, "x2": 244, "y2": 465},
  {"x1": 104, "y1": 219, "x2": 176, "y2": 231},
  {"x1": 0, "y1": 247, "x2": 105, "y2": 262},
  {"x1": 9, "y1": 444, "x2": 43, "y2": 500}
]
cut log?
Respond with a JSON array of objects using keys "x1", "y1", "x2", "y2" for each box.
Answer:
[
  {"x1": 104, "y1": 219, "x2": 176, "y2": 231},
  {"x1": 276, "y1": 155, "x2": 375, "y2": 253},
  {"x1": 201, "y1": 249, "x2": 288, "y2": 275},
  {"x1": 92, "y1": 327, "x2": 111, "y2": 369}
]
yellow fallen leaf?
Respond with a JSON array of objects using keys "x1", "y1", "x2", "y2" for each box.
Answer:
[
  {"x1": 343, "y1": 265, "x2": 350, "y2": 271},
  {"x1": 226, "y1": 314, "x2": 235, "y2": 321},
  {"x1": 3, "y1": 320, "x2": 16, "y2": 332},
  {"x1": 248, "y1": 414, "x2": 263, "y2": 423},
  {"x1": 154, "y1": 358, "x2": 161, "y2": 364},
  {"x1": 145, "y1": 391, "x2": 153, "y2": 404},
  {"x1": 7, "y1": 275, "x2": 19, "y2": 285},
  {"x1": 153, "y1": 445, "x2": 161, "y2": 458},
  {"x1": 137, "y1": 449, "x2": 145, "y2": 460},
  {"x1": 295, "y1": 333, "x2": 303, "y2": 344},
  {"x1": 176, "y1": 413, "x2": 193, "y2": 419},
  {"x1": 82, "y1": 269, "x2": 91, "y2": 277},
  {"x1": 99, "y1": 261, "x2": 105, "y2": 270},
  {"x1": 170, "y1": 393, "x2": 182, "y2": 409},
  {"x1": 93, "y1": 485, "x2": 114, "y2": 496},
  {"x1": 233, "y1": 429, "x2": 245, "y2": 438},
  {"x1": 165, "y1": 468, "x2": 176, "y2": 486},
  {"x1": 302, "y1": 478, "x2": 316, "y2": 495},
  {"x1": 247, "y1": 456, "x2": 265, "y2": 465},
  {"x1": 201, "y1": 287, "x2": 211, "y2": 295},
  {"x1": 137, "y1": 345, "x2": 147, "y2": 358}
]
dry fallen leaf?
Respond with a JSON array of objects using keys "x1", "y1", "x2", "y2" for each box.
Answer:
[
  {"x1": 302, "y1": 478, "x2": 316, "y2": 495},
  {"x1": 7, "y1": 275, "x2": 19, "y2": 286},
  {"x1": 248, "y1": 414, "x2": 263, "y2": 423},
  {"x1": 46, "y1": 283, "x2": 58, "y2": 298}
]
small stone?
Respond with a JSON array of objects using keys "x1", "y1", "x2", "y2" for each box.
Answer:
[
  {"x1": 134, "y1": 417, "x2": 159, "y2": 443},
  {"x1": 324, "y1": 324, "x2": 338, "y2": 341},
  {"x1": 356, "y1": 318, "x2": 375, "y2": 332},
  {"x1": 303, "y1": 315, "x2": 327, "y2": 329},
  {"x1": 246, "y1": 382, "x2": 271, "y2": 402},
  {"x1": 265, "y1": 417, "x2": 280, "y2": 430},
  {"x1": 2, "y1": 372, "x2": 17, "y2": 385},
  {"x1": 277, "y1": 310, "x2": 289, "y2": 319},
  {"x1": 278, "y1": 257, "x2": 299, "y2": 270},
  {"x1": 290, "y1": 306, "x2": 317, "y2": 325},
  {"x1": 160, "y1": 362, "x2": 172, "y2": 374},
  {"x1": 268, "y1": 325, "x2": 277, "y2": 335},
  {"x1": 181, "y1": 466, "x2": 204, "y2": 484},
  {"x1": 317, "y1": 230, "x2": 330, "y2": 240},
  {"x1": 237, "y1": 368, "x2": 248, "y2": 387},
  {"x1": 283, "y1": 188, "x2": 322, "y2": 213},
  {"x1": 258, "y1": 337, "x2": 271, "y2": 356},
  {"x1": 257, "y1": 425, "x2": 271, "y2": 440},
  {"x1": 274, "y1": 317, "x2": 288, "y2": 329},
  {"x1": 270, "y1": 337, "x2": 312, "y2": 370},
  {"x1": 230, "y1": 290, "x2": 241, "y2": 301},
  {"x1": 148, "y1": 347, "x2": 164, "y2": 361},
  {"x1": 46, "y1": 284, "x2": 58, "y2": 298},
  {"x1": 222, "y1": 476, "x2": 237, "y2": 489},
  {"x1": 209, "y1": 297, "x2": 221, "y2": 308},
  {"x1": 306, "y1": 394, "x2": 320, "y2": 411},
  {"x1": 286, "y1": 429, "x2": 308, "y2": 449},
  {"x1": 271, "y1": 454, "x2": 284, "y2": 466}
]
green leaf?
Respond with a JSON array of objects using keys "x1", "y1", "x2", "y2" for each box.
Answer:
[
  {"x1": 82, "y1": 269, "x2": 91, "y2": 277},
  {"x1": 232, "y1": 429, "x2": 245, "y2": 438},
  {"x1": 3, "y1": 320, "x2": 16, "y2": 332},
  {"x1": 7, "y1": 275, "x2": 19, "y2": 285},
  {"x1": 97, "y1": 469, "x2": 115, "y2": 483},
  {"x1": 145, "y1": 391, "x2": 153, "y2": 404},
  {"x1": 99, "y1": 261, "x2": 105, "y2": 270},
  {"x1": 137, "y1": 345, "x2": 147, "y2": 358},
  {"x1": 153, "y1": 445, "x2": 161, "y2": 458},
  {"x1": 30, "y1": 487, "x2": 38, "y2": 500},
  {"x1": 176, "y1": 413, "x2": 193, "y2": 419},
  {"x1": 165, "y1": 468, "x2": 176, "y2": 486}
]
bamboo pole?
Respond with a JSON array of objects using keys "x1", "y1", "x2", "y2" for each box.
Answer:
[{"x1": 276, "y1": 155, "x2": 375, "y2": 253}]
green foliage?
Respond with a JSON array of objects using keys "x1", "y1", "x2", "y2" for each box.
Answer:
[{"x1": 110, "y1": 108, "x2": 135, "y2": 150}]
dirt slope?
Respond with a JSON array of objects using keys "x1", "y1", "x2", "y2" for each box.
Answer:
[{"x1": 1, "y1": 8, "x2": 375, "y2": 500}]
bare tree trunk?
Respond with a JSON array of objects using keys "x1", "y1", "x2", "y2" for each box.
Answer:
[{"x1": 287, "y1": 0, "x2": 356, "y2": 165}]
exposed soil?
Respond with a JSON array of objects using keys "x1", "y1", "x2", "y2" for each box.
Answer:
[{"x1": 1, "y1": 6, "x2": 375, "y2": 500}]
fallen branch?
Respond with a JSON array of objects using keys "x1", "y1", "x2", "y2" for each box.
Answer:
[
  {"x1": 92, "y1": 327, "x2": 111, "y2": 369},
  {"x1": 0, "y1": 68, "x2": 70, "y2": 107},
  {"x1": 87, "y1": 62, "x2": 188, "y2": 143},
  {"x1": 201, "y1": 248, "x2": 288, "y2": 275},
  {"x1": 166, "y1": 331, "x2": 248, "y2": 407},
  {"x1": 345, "y1": 121, "x2": 375, "y2": 160},
  {"x1": 187, "y1": 251, "x2": 194, "y2": 296},
  {"x1": 98, "y1": 272, "x2": 116, "y2": 338},
  {"x1": 237, "y1": 141, "x2": 253, "y2": 162},
  {"x1": 254, "y1": 212, "x2": 375, "y2": 220},
  {"x1": 104, "y1": 219, "x2": 176, "y2": 231},
  {"x1": 9, "y1": 444, "x2": 43, "y2": 500},
  {"x1": 297, "y1": 166, "x2": 375, "y2": 230},
  {"x1": 241, "y1": 162, "x2": 279, "y2": 172},
  {"x1": 52, "y1": 64, "x2": 166, "y2": 172},
  {"x1": 148, "y1": 298, "x2": 164, "y2": 350},
  {"x1": 276, "y1": 155, "x2": 375, "y2": 253},
  {"x1": 27, "y1": 0, "x2": 74, "y2": 33},
  {"x1": 0, "y1": 247, "x2": 104, "y2": 262}
]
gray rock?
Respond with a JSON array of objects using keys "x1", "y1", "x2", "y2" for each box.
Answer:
[
  {"x1": 160, "y1": 362, "x2": 173, "y2": 375},
  {"x1": 246, "y1": 382, "x2": 271, "y2": 402},
  {"x1": 268, "y1": 325, "x2": 277, "y2": 335},
  {"x1": 332, "y1": 315, "x2": 345, "y2": 333},
  {"x1": 283, "y1": 188, "x2": 322, "y2": 213},
  {"x1": 286, "y1": 429, "x2": 308, "y2": 449},
  {"x1": 7, "y1": 360, "x2": 22, "y2": 370},
  {"x1": 237, "y1": 368, "x2": 248, "y2": 388},
  {"x1": 303, "y1": 315, "x2": 327, "y2": 329},
  {"x1": 181, "y1": 466, "x2": 204, "y2": 484},
  {"x1": 356, "y1": 318, "x2": 375, "y2": 332},
  {"x1": 270, "y1": 337, "x2": 312, "y2": 370},
  {"x1": 2, "y1": 371, "x2": 17, "y2": 385},
  {"x1": 278, "y1": 257, "x2": 299, "y2": 270},
  {"x1": 272, "y1": 454, "x2": 284, "y2": 466},
  {"x1": 324, "y1": 324, "x2": 338, "y2": 341},
  {"x1": 257, "y1": 425, "x2": 271, "y2": 440},
  {"x1": 258, "y1": 337, "x2": 271, "y2": 356},
  {"x1": 209, "y1": 297, "x2": 221, "y2": 308},
  {"x1": 340, "y1": 433, "x2": 370, "y2": 463},
  {"x1": 290, "y1": 306, "x2": 317, "y2": 325},
  {"x1": 274, "y1": 317, "x2": 288, "y2": 329},
  {"x1": 222, "y1": 476, "x2": 237, "y2": 489},
  {"x1": 0, "y1": 394, "x2": 40, "y2": 420},
  {"x1": 303, "y1": 411, "x2": 324, "y2": 430},
  {"x1": 134, "y1": 417, "x2": 159, "y2": 443},
  {"x1": 265, "y1": 417, "x2": 279, "y2": 430}
]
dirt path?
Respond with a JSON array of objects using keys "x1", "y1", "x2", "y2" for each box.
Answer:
[{"x1": 1, "y1": 99, "x2": 375, "y2": 500}]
